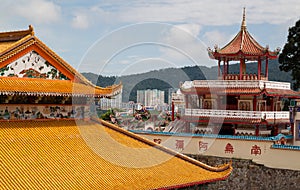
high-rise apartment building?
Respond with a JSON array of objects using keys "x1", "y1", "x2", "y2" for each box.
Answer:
[{"x1": 137, "y1": 89, "x2": 165, "y2": 106}]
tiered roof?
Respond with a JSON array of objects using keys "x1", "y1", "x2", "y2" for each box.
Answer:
[
  {"x1": 0, "y1": 119, "x2": 232, "y2": 189},
  {"x1": 0, "y1": 25, "x2": 121, "y2": 98},
  {"x1": 208, "y1": 8, "x2": 280, "y2": 61}
]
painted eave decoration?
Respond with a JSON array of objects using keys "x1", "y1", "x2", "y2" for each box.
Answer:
[{"x1": 0, "y1": 25, "x2": 122, "y2": 97}]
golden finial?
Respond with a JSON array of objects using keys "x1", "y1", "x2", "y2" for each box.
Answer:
[
  {"x1": 29, "y1": 25, "x2": 34, "y2": 35},
  {"x1": 241, "y1": 7, "x2": 247, "y2": 30}
]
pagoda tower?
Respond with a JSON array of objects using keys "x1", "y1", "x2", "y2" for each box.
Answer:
[
  {"x1": 178, "y1": 8, "x2": 300, "y2": 137},
  {"x1": 208, "y1": 8, "x2": 280, "y2": 80}
]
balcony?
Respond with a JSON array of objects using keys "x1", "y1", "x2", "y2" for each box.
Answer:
[
  {"x1": 182, "y1": 80, "x2": 291, "y2": 90},
  {"x1": 184, "y1": 108, "x2": 289, "y2": 120}
]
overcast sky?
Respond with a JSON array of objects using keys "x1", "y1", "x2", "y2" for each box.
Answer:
[{"x1": 1, "y1": 0, "x2": 300, "y2": 76}]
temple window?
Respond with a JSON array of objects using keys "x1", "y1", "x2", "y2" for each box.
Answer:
[
  {"x1": 257, "y1": 100, "x2": 266, "y2": 111},
  {"x1": 238, "y1": 100, "x2": 252, "y2": 111}
]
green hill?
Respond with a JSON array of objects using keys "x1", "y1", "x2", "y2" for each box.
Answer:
[{"x1": 82, "y1": 60, "x2": 293, "y2": 102}]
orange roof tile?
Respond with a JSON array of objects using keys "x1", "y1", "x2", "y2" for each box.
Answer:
[
  {"x1": 208, "y1": 8, "x2": 279, "y2": 61},
  {"x1": 181, "y1": 86, "x2": 300, "y2": 98},
  {"x1": 0, "y1": 119, "x2": 232, "y2": 189},
  {"x1": 0, "y1": 77, "x2": 121, "y2": 97},
  {"x1": 264, "y1": 88, "x2": 300, "y2": 98},
  {"x1": 181, "y1": 87, "x2": 262, "y2": 95}
]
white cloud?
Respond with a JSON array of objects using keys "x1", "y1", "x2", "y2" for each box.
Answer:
[
  {"x1": 70, "y1": 5, "x2": 115, "y2": 29},
  {"x1": 99, "y1": 0, "x2": 300, "y2": 26},
  {"x1": 71, "y1": 13, "x2": 89, "y2": 29},
  {"x1": 175, "y1": 24, "x2": 201, "y2": 38},
  {"x1": 202, "y1": 30, "x2": 232, "y2": 49},
  {"x1": 13, "y1": 0, "x2": 61, "y2": 24},
  {"x1": 159, "y1": 23, "x2": 212, "y2": 67}
]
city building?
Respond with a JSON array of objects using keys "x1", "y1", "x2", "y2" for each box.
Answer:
[
  {"x1": 99, "y1": 88, "x2": 123, "y2": 110},
  {"x1": 137, "y1": 89, "x2": 165, "y2": 107},
  {"x1": 0, "y1": 26, "x2": 232, "y2": 189}
]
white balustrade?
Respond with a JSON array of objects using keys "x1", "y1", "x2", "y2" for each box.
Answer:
[
  {"x1": 185, "y1": 108, "x2": 289, "y2": 120},
  {"x1": 186, "y1": 80, "x2": 291, "y2": 90}
]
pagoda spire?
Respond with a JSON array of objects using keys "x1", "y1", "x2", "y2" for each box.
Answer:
[{"x1": 241, "y1": 7, "x2": 246, "y2": 30}]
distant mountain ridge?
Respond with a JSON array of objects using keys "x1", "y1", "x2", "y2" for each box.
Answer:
[{"x1": 82, "y1": 60, "x2": 293, "y2": 102}]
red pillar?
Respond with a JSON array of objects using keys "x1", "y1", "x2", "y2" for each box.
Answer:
[
  {"x1": 185, "y1": 95, "x2": 189, "y2": 109},
  {"x1": 223, "y1": 60, "x2": 226, "y2": 79},
  {"x1": 258, "y1": 58, "x2": 261, "y2": 80},
  {"x1": 265, "y1": 57, "x2": 269, "y2": 79},
  {"x1": 226, "y1": 60, "x2": 229, "y2": 75},
  {"x1": 171, "y1": 101, "x2": 175, "y2": 121},
  {"x1": 291, "y1": 123, "x2": 294, "y2": 137},
  {"x1": 239, "y1": 58, "x2": 243, "y2": 80},
  {"x1": 255, "y1": 125, "x2": 259, "y2": 136},
  {"x1": 218, "y1": 59, "x2": 221, "y2": 78},
  {"x1": 273, "y1": 125, "x2": 278, "y2": 136},
  {"x1": 253, "y1": 96, "x2": 257, "y2": 111}
]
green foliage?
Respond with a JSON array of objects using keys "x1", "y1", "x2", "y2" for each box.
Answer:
[
  {"x1": 279, "y1": 19, "x2": 300, "y2": 89},
  {"x1": 100, "y1": 109, "x2": 114, "y2": 121}
]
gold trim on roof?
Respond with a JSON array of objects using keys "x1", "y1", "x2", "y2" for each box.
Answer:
[{"x1": 0, "y1": 77, "x2": 121, "y2": 97}]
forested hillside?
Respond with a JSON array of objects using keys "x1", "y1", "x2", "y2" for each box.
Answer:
[{"x1": 82, "y1": 60, "x2": 293, "y2": 102}]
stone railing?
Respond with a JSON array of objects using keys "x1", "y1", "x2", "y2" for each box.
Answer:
[
  {"x1": 186, "y1": 80, "x2": 291, "y2": 90},
  {"x1": 184, "y1": 108, "x2": 289, "y2": 120}
]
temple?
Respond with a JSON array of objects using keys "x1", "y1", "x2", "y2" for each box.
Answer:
[
  {"x1": 132, "y1": 8, "x2": 300, "y2": 171},
  {"x1": 0, "y1": 26, "x2": 232, "y2": 189},
  {"x1": 180, "y1": 8, "x2": 300, "y2": 137}
]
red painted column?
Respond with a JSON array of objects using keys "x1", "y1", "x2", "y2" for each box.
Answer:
[
  {"x1": 218, "y1": 59, "x2": 221, "y2": 78},
  {"x1": 258, "y1": 58, "x2": 261, "y2": 80},
  {"x1": 239, "y1": 58, "x2": 243, "y2": 80},
  {"x1": 226, "y1": 60, "x2": 229, "y2": 75},
  {"x1": 223, "y1": 60, "x2": 226, "y2": 79},
  {"x1": 255, "y1": 125, "x2": 259, "y2": 136},
  {"x1": 265, "y1": 57, "x2": 269, "y2": 79},
  {"x1": 253, "y1": 96, "x2": 257, "y2": 111},
  {"x1": 171, "y1": 101, "x2": 175, "y2": 121},
  {"x1": 185, "y1": 95, "x2": 189, "y2": 109},
  {"x1": 291, "y1": 123, "x2": 294, "y2": 137},
  {"x1": 274, "y1": 125, "x2": 278, "y2": 136}
]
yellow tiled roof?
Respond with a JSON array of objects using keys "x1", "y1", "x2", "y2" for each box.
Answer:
[
  {"x1": 0, "y1": 119, "x2": 232, "y2": 189},
  {"x1": 0, "y1": 77, "x2": 120, "y2": 97},
  {"x1": 0, "y1": 41, "x2": 18, "y2": 53}
]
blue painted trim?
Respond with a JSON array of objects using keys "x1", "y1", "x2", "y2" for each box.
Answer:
[
  {"x1": 130, "y1": 130, "x2": 293, "y2": 141},
  {"x1": 272, "y1": 144, "x2": 300, "y2": 150}
]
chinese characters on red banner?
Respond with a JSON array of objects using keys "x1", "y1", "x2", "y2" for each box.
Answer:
[
  {"x1": 175, "y1": 140, "x2": 184, "y2": 150},
  {"x1": 224, "y1": 143, "x2": 234, "y2": 154},
  {"x1": 153, "y1": 139, "x2": 162, "y2": 144},
  {"x1": 199, "y1": 141, "x2": 208, "y2": 151},
  {"x1": 250, "y1": 145, "x2": 261, "y2": 155},
  {"x1": 153, "y1": 138, "x2": 262, "y2": 156}
]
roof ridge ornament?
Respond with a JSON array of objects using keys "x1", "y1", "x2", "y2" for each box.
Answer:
[
  {"x1": 29, "y1": 25, "x2": 34, "y2": 36},
  {"x1": 241, "y1": 7, "x2": 247, "y2": 30}
]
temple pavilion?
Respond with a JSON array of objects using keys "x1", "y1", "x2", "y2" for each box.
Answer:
[
  {"x1": 180, "y1": 8, "x2": 300, "y2": 137},
  {"x1": 0, "y1": 26, "x2": 232, "y2": 189}
]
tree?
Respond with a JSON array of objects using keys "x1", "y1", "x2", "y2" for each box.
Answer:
[{"x1": 279, "y1": 19, "x2": 300, "y2": 89}]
